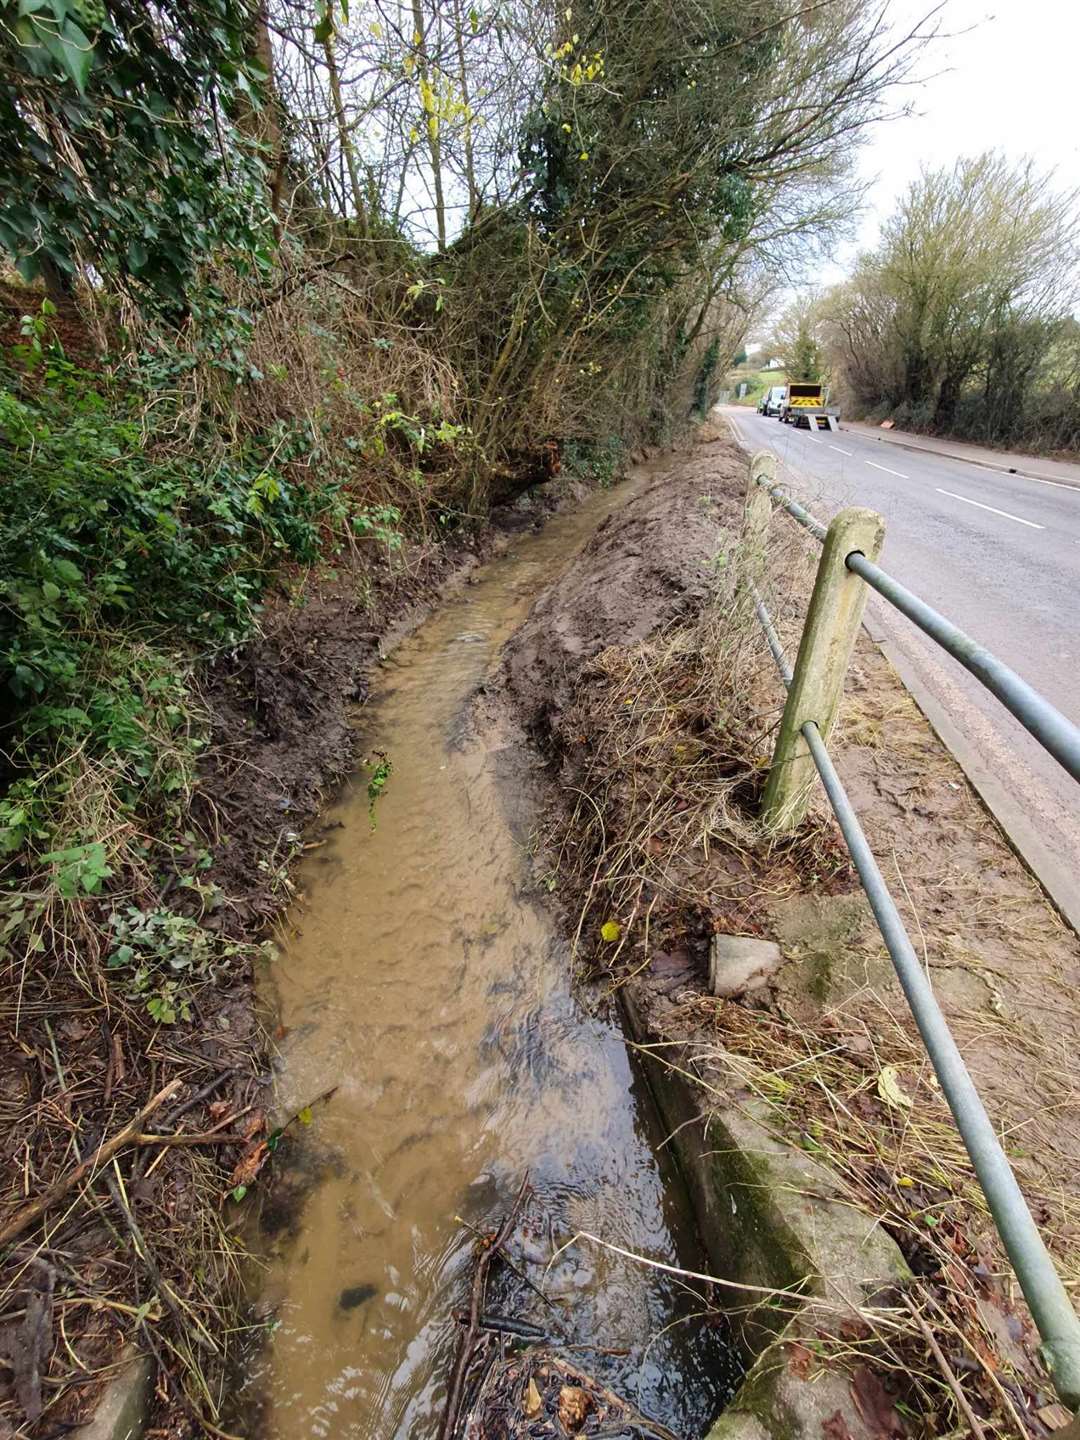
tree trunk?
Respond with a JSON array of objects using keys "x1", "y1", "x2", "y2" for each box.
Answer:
[{"x1": 322, "y1": 31, "x2": 368, "y2": 235}]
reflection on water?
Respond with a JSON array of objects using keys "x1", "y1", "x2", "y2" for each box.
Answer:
[{"x1": 243, "y1": 478, "x2": 742, "y2": 1437}]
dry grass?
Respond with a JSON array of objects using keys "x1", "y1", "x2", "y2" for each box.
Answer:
[{"x1": 534, "y1": 496, "x2": 1080, "y2": 1436}]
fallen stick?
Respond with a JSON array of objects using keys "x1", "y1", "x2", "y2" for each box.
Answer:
[
  {"x1": 438, "y1": 1172, "x2": 530, "y2": 1440},
  {"x1": 0, "y1": 1078, "x2": 182, "y2": 1250},
  {"x1": 901, "y1": 1293, "x2": 987, "y2": 1440}
]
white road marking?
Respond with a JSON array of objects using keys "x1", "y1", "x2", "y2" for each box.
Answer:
[
  {"x1": 1014, "y1": 472, "x2": 1080, "y2": 494},
  {"x1": 935, "y1": 488, "x2": 1044, "y2": 530},
  {"x1": 866, "y1": 460, "x2": 909, "y2": 479},
  {"x1": 829, "y1": 444, "x2": 853, "y2": 456}
]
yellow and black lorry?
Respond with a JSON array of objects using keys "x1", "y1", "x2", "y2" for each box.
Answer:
[{"x1": 778, "y1": 382, "x2": 838, "y2": 431}]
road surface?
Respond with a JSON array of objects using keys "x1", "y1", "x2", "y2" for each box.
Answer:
[{"x1": 724, "y1": 406, "x2": 1080, "y2": 930}]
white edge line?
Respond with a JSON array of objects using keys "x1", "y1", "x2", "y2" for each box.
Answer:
[
  {"x1": 865, "y1": 459, "x2": 908, "y2": 479},
  {"x1": 1015, "y1": 472, "x2": 1080, "y2": 493},
  {"x1": 829, "y1": 444, "x2": 853, "y2": 456},
  {"x1": 935, "y1": 488, "x2": 1044, "y2": 530}
]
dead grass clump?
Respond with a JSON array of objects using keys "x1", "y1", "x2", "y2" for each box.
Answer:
[
  {"x1": 542, "y1": 529, "x2": 853, "y2": 979},
  {"x1": 641, "y1": 993, "x2": 1080, "y2": 1437}
]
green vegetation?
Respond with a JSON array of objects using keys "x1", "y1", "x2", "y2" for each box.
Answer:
[
  {"x1": 727, "y1": 366, "x2": 787, "y2": 406},
  {"x1": 820, "y1": 153, "x2": 1080, "y2": 449},
  {"x1": 0, "y1": 0, "x2": 940, "y2": 1426}
]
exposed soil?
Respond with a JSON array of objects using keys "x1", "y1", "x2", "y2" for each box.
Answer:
[
  {"x1": 498, "y1": 419, "x2": 1080, "y2": 1438},
  {"x1": 0, "y1": 464, "x2": 603, "y2": 1439}
]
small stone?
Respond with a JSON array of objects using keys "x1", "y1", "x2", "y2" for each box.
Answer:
[
  {"x1": 338, "y1": 1283, "x2": 377, "y2": 1311},
  {"x1": 709, "y1": 935, "x2": 783, "y2": 998}
]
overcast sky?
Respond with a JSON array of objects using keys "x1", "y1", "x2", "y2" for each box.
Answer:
[{"x1": 824, "y1": 0, "x2": 1080, "y2": 280}]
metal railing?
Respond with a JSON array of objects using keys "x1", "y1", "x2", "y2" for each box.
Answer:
[{"x1": 744, "y1": 449, "x2": 1080, "y2": 1411}]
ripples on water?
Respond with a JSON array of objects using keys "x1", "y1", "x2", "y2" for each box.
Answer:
[{"x1": 240, "y1": 482, "x2": 743, "y2": 1438}]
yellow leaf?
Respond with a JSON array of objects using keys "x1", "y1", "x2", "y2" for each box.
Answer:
[
  {"x1": 370, "y1": 20, "x2": 382, "y2": 36},
  {"x1": 298, "y1": 1105, "x2": 313, "y2": 1126},
  {"x1": 562, "y1": 123, "x2": 572, "y2": 132},
  {"x1": 523, "y1": 1377, "x2": 542, "y2": 1419},
  {"x1": 896, "y1": 1175, "x2": 915, "y2": 1188},
  {"x1": 877, "y1": 1065, "x2": 913, "y2": 1111},
  {"x1": 600, "y1": 920, "x2": 621, "y2": 943},
  {"x1": 578, "y1": 151, "x2": 588, "y2": 161}
]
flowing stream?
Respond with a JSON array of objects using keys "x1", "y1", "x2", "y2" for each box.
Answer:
[{"x1": 244, "y1": 474, "x2": 742, "y2": 1437}]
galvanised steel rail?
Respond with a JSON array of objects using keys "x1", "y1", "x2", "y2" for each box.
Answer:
[
  {"x1": 750, "y1": 580, "x2": 1080, "y2": 1407},
  {"x1": 846, "y1": 553, "x2": 1080, "y2": 785},
  {"x1": 748, "y1": 466, "x2": 1080, "y2": 785}
]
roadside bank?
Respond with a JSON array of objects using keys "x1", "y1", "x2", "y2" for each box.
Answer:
[{"x1": 498, "y1": 419, "x2": 1080, "y2": 1438}]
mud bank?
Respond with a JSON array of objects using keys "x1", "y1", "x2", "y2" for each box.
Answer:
[{"x1": 497, "y1": 421, "x2": 1080, "y2": 1438}]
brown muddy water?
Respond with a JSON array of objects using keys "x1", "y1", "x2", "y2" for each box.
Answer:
[{"x1": 241, "y1": 474, "x2": 742, "y2": 1437}]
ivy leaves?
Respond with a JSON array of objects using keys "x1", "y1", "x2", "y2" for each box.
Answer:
[
  {"x1": 0, "y1": 0, "x2": 272, "y2": 307},
  {"x1": 13, "y1": 0, "x2": 100, "y2": 92}
]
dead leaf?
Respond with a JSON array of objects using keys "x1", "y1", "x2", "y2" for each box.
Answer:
[
  {"x1": 877, "y1": 1065, "x2": 913, "y2": 1110},
  {"x1": 788, "y1": 1341, "x2": 813, "y2": 1378},
  {"x1": 208, "y1": 1099, "x2": 231, "y2": 1123},
  {"x1": 559, "y1": 1384, "x2": 591, "y2": 1430},
  {"x1": 239, "y1": 1109, "x2": 266, "y2": 1141},
  {"x1": 228, "y1": 1139, "x2": 269, "y2": 1189},
  {"x1": 822, "y1": 1411, "x2": 854, "y2": 1440},
  {"x1": 851, "y1": 1365, "x2": 905, "y2": 1437},
  {"x1": 523, "y1": 1377, "x2": 542, "y2": 1419}
]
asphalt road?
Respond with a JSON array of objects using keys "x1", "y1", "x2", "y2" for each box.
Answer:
[{"x1": 724, "y1": 406, "x2": 1080, "y2": 929}]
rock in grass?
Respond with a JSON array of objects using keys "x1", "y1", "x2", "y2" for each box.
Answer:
[
  {"x1": 709, "y1": 935, "x2": 782, "y2": 998},
  {"x1": 338, "y1": 1284, "x2": 377, "y2": 1311}
]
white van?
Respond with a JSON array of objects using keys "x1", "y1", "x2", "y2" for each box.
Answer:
[{"x1": 759, "y1": 385, "x2": 787, "y2": 417}]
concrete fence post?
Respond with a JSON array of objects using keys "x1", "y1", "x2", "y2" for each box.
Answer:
[
  {"x1": 743, "y1": 451, "x2": 775, "y2": 584},
  {"x1": 761, "y1": 505, "x2": 885, "y2": 831}
]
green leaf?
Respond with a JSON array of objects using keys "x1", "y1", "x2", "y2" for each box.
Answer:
[
  {"x1": 42, "y1": 579, "x2": 61, "y2": 602},
  {"x1": 231, "y1": 1184, "x2": 248, "y2": 1202},
  {"x1": 56, "y1": 18, "x2": 94, "y2": 92}
]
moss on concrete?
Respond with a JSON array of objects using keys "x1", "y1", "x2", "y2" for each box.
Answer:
[{"x1": 620, "y1": 981, "x2": 910, "y2": 1440}]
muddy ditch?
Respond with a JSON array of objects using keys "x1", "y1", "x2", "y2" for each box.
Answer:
[
  {"x1": 0, "y1": 460, "x2": 638, "y2": 1439},
  {"x1": 234, "y1": 453, "x2": 748, "y2": 1438}
]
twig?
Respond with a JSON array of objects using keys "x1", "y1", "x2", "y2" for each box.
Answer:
[
  {"x1": 438, "y1": 1172, "x2": 530, "y2": 1440},
  {"x1": 901, "y1": 1292, "x2": 987, "y2": 1440},
  {"x1": 0, "y1": 1078, "x2": 181, "y2": 1249}
]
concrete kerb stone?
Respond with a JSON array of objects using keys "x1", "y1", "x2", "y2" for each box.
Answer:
[
  {"x1": 77, "y1": 1349, "x2": 153, "y2": 1440},
  {"x1": 619, "y1": 982, "x2": 910, "y2": 1440}
]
